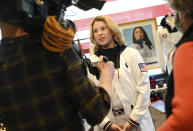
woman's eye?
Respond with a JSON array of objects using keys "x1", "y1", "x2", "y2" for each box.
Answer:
[
  {"x1": 101, "y1": 27, "x2": 107, "y2": 30},
  {"x1": 93, "y1": 30, "x2": 98, "y2": 33}
]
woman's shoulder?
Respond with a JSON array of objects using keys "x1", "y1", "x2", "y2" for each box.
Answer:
[
  {"x1": 121, "y1": 46, "x2": 140, "y2": 58},
  {"x1": 124, "y1": 46, "x2": 139, "y2": 52},
  {"x1": 120, "y1": 47, "x2": 144, "y2": 65}
]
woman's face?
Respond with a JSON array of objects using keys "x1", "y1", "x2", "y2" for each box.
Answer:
[
  {"x1": 93, "y1": 21, "x2": 115, "y2": 49},
  {"x1": 134, "y1": 28, "x2": 144, "y2": 41}
]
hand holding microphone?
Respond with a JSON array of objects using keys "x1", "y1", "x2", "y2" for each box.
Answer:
[{"x1": 98, "y1": 56, "x2": 115, "y2": 97}]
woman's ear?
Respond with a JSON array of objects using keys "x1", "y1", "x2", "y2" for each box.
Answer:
[{"x1": 112, "y1": 33, "x2": 115, "y2": 38}]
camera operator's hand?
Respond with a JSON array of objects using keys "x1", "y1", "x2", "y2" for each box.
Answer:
[{"x1": 98, "y1": 56, "x2": 115, "y2": 97}]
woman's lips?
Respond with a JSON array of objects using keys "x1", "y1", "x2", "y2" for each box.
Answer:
[{"x1": 99, "y1": 37, "x2": 105, "y2": 41}]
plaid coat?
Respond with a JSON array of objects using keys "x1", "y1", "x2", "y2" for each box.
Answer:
[{"x1": 0, "y1": 35, "x2": 110, "y2": 131}]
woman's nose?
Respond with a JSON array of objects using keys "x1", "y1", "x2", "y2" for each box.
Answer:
[{"x1": 97, "y1": 30, "x2": 103, "y2": 35}]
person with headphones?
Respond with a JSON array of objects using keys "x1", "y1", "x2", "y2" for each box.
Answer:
[{"x1": 0, "y1": 0, "x2": 114, "y2": 130}]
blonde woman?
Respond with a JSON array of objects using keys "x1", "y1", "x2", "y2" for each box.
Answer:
[{"x1": 88, "y1": 15, "x2": 154, "y2": 131}]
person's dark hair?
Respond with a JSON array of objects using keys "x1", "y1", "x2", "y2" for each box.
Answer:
[{"x1": 132, "y1": 26, "x2": 153, "y2": 50}]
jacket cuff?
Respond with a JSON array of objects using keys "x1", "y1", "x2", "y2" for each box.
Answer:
[
  {"x1": 103, "y1": 121, "x2": 112, "y2": 131},
  {"x1": 128, "y1": 118, "x2": 140, "y2": 128}
]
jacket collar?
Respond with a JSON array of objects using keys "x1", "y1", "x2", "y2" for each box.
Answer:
[
  {"x1": 176, "y1": 23, "x2": 193, "y2": 48},
  {"x1": 95, "y1": 42, "x2": 126, "y2": 56}
]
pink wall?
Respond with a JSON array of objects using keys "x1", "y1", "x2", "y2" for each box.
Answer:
[
  {"x1": 74, "y1": 4, "x2": 171, "y2": 32},
  {"x1": 77, "y1": 4, "x2": 172, "y2": 50}
]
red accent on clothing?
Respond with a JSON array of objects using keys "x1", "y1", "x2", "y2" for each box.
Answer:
[
  {"x1": 103, "y1": 121, "x2": 112, "y2": 130},
  {"x1": 129, "y1": 118, "x2": 140, "y2": 127},
  {"x1": 112, "y1": 108, "x2": 125, "y2": 116},
  {"x1": 117, "y1": 53, "x2": 120, "y2": 79}
]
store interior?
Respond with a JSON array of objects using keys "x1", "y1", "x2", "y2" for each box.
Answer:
[
  {"x1": 63, "y1": 0, "x2": 177, "y2": 87},
  {"x1": 0, "y1": 0, "x2": 183, "y2": 130},
  {"x1": 62, "y1": 0, "x2": 182, "y2": 130}
]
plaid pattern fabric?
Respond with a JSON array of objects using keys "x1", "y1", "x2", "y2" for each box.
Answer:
[{"x1": 0, "y1": 35, "x2": 110, "y2": 131}]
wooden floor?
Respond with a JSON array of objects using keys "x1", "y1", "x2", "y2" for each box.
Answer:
[
  {"x1": 149, "y1": 88, "x2": 167, "y2": 130},
  {"x1": 149, "y1": 106, "x2": 166, "y2": 130}
]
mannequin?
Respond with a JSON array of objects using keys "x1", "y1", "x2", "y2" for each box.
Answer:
[{"x1": 156, "y1": 13, "x2": 182, "y2": 74}]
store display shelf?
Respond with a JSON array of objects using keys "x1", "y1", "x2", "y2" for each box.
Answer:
[{"x1": 151, "y1": 86, "x2": 167, "y2": 92}]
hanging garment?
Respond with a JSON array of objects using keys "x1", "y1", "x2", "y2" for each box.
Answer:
[{"x1": 156, "y1": 15, "x2": 182, "y2": 74}]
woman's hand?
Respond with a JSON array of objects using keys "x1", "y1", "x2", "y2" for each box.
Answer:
[
  {"x1": 109, "y1": 124, "x2": 123, "y2": 131},
  {"x1": 123, "y1": 122, "x2": 134, "y2": 131},
  {"x1": 98, "y1": 56, "x2": 115, "y2": 97},
  {"x1": 98, "y1": 56, "x2": 114, "y2": 82}
]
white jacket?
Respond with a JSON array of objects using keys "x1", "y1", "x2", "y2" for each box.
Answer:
[
  {"x1": 156, "y1": 26, "x2": 182, "y2": 74},
  {"x1": 88, "y1": 47, "x2": 154, "y2": 131}
]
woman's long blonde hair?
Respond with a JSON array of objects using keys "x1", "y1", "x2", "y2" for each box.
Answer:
[{"x1": 89, "y1": 15, "x2": 125, "y2": 53}]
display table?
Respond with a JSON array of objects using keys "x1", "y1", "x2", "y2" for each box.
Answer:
[
  {"x1": 149, "y1": 105, "x2": 166, "y2": 129},
  {"x1": 151, "y1": 86, "x2": 167, "y2": 92}
]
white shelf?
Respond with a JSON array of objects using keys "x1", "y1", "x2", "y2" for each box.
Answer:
[{"x1": 151, "y1": 86, "x2": 167, "y2": 92}]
